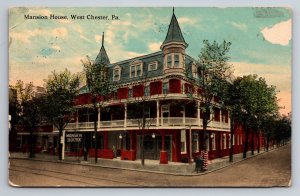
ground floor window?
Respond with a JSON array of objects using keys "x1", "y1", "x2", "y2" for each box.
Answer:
[
  {"x1": 237, "y1": 134, "x2": 239, "y2": 145},
  {"x1": 181, "y1": 130, "x2": 186, "y2": 153},
  {"x1": 223, "y1": 134, "x2": 226, "y2": 149},
  {"x1": 192, "y1": 132, "x2": 199, "y2": 152},
  {"x1": 206, "y1": 136, "x2": 210, "y2": 151},
  {"x1": 240, "y1": 135, "x2": 243, "y2": 145},
  {"x1": 211, "y1": 133, "x2": 216, "y2": 150}
]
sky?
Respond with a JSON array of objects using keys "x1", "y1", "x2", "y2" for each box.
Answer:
[{"x1": 9, "y1": 7, "x2": 292, "y2": 115}]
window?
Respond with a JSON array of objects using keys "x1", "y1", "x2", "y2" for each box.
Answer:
[
  {"x1": 113, "y1": 91, "x2": 117, "y2": 100},
  {"x1": 148, "y1": 62, "x2": 158, "y2": 71},
  {"x1": 130, "y1": 66, "x2": 135, "y2": 78},
  {"x1": 113, "y1": 66, "x2": 121, "y2": 81},
  {"x1": 144, "y1": 86, "x2": 149, "y2": 96},
  {"x1": 167, "y1": 55, "x2": 172, "y2": 68},
  {"x1": 237, "y1": 134, "x2": 239, "y2": 145},
  {"x1": 136, "y1": 64, "x2": 142, "y2": 76},
  {"x1": 128, "y1": 88, "x2": 133, "y2": 98},
  {"x1": 211, "y1": 133, "x2": 216, "y2": 150},
  {"x1": 130, "y1": 63, "x2": 143, "y2": 78},
  {"x1": 240, "y1": 135, "x2": 243, "y2": 145},
  {"x1": 163, "y1": 82, "x2": 169, "y2": 94},
  {"x1": 165, "y1": 53, "x2": 182, "y2": 69},
  {"x1": 144, "y1": 105, "x2": 150, "y2": 118},
  {"x1": 228, "y1": 135, "x2": 231, "y2": 148},
  {"x1": 174, "y1": 54, "x2": 180, "y2": 68},
  {"x1": 232, "y1": 134, "x2": 235, "y2": 146},
  {"x1": 223, "y1": 134, "x2": 226, "y2": 149},
  {"x1": 206, "y1": 137, "x2": 210, "y2": 151},
  {"x1": 192, "y1": 132, "x2": 199, "y2": 153},
  {"x1": 192, "y1": 64, "x2": 198, "y2": 78},
  {"x1": 181, "y1": 130, "x2": 186, "y2": 153}
]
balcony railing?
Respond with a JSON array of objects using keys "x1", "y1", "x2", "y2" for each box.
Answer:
[{"x1": 55, "y1": 117, "x2": 230, "y2": 131}]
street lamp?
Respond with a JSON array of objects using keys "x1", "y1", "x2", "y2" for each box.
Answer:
[
  {"x1": 119, "y1": 134, "x2": 123, "y2": 139},
  {"x1": 152, "y1": 133, "x2": 156, "y2": 139}
]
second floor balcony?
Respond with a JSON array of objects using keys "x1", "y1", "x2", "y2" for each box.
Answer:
[{"x1": 56, "y1": 117, "x2": 230, "y2": 132}]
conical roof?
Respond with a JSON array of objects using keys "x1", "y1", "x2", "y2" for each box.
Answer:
[
  {"x1": 161, "y1": 9, "x2": 188, "y2": 47},
  {"x1": 94, "y1": 32, "x2": 110, "y2": 65}
]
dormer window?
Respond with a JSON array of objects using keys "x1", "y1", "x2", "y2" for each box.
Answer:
[
  {"x1": 113, "y1": 66, "x2": 121, "y2": 81},
  {"x1": 192, "y1": 63, "x2": 198, "y2": 79},
  {"x1": 130, "y1": 61, "x2": 143, "y2": 78},
  {"x1": 148, "y1": 61, "x2": 158, "y2": 71}
]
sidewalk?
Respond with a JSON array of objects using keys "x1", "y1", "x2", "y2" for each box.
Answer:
[{"x1": 9, "y1": 147, "x2": 278, "y2": 176}]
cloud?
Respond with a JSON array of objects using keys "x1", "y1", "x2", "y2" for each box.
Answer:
[
  {"x1": 95, "y1": 34, "x2": 102, "y2": 43},
  {"x1": 52, "y1": 27, "x2": 68, "y2": 38},
  {"x1": 178, "y1": 17, "x2": 197, "y2": 26},
  {"x1": 261, "y1": 19, "x2": 291, "y2": 46},
  {"x1": 148, "y1": 42, "x2": 162, "y2": 52},
  {"x1": 10, "y1": 27, "x2": 68, "y2": 44},
  {"x1": 51, "y1": 45, "x2": 61, "y2": 51},
  {"x1": 231, "y1": 61, "x2": 291, "y2": 115},
  {"x1": 228, "y1": 21, "x2": 247, "y2": 31},
  {"x1": 10, "y1": 29, "x2": 44, "y2": 43}
]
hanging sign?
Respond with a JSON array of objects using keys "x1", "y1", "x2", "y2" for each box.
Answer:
[{"x1": 65, "y1": 133, "x2": 83, "y2": 143}]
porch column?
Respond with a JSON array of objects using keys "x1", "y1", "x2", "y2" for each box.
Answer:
[
  {"x1": 197, "y1": 101, "x2": 201, "y2": 127},
  {"x1": 162, "y1": 132, "x2": 165, "y2": 151},
  {"x1": 156, "y1": 100, "x2": 159, "y2": 126},
  {"x1": 183, "y1": 104, "x2": 186, "y2": 125},
  {"x1": 130, "y1": 131, "x2": 133, "y2": 150},
  {"x1": 219, "y1": 109, "x2": 222, "y2": 128},
  {"x1": 228, "y1": 111, "x2": 231, "y2": 128},
  {"x1": 210, "y1": 112, "x2": 213, "y2": 127},
  {"x1": 97, "y1": 108, "x2": 101, "y2": 129},
  {"x1": 124, "y1": 103, "x2": 127, "y2": 128},
  {"x1": 62, "y1": 130, "x2": 65, "y2": 160},
  {"x1": 189, "y1": 127, "x2": 193, "y2": 163}
]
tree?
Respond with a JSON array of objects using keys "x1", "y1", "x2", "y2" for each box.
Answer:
[
  {"x1": 229, "y1": 75, "x2": 279, "y2": 158},
  {"x1": 43, "y1": 69, "x2": 80, "y2": 160},
  {"x1": 190, "y1": 40, "x2": 232, "y2": 169},
  {"x1": 10, "y1": 80, "x2": 44, "y2": 158},
  {"x1": 125, "y1": 72, "x2": 166, "y2": 166},
  {"x1": 82, "y1": 56, "x2": 112, "y2": 163}
]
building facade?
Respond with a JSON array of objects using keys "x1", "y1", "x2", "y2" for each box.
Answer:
[{"x1": 59, "y1": 10, "x2": 261, "y2": 164}]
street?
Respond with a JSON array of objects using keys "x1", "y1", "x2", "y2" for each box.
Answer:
[{"x1": 9, "y1": 143, "x2": 291, "y2": 187}]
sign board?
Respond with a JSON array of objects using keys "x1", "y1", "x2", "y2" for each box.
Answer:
[{"x1": 65, "y1": 133, "x2": 83, "y2": 143}]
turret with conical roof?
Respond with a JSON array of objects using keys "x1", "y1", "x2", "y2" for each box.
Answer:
[
  {"x1": 95, "y1": 32, "x2": 110, "y2": 65},
  {"x1": 161, "y1": 8, "x2": 188, "y2": 48},
  {"x1": 161, "y1": 8, "x2": 188, "y2": 76}
]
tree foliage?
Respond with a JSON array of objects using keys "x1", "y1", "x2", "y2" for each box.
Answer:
[
  {"x1": 81, "y1": 56, "x2": 112, "y2": 163},
  {"x1": 43, "y1": 69, "x2": 80, "y2": 160},
  {"x1": 10, "y1": 80, "x2": 44, "y2": 158},
  {"x1": 228, "y1": 75, "x2": 279, "y2": 157},
  {"x1": 194, "y1": 40, "x2": 233, "y2": 150}
]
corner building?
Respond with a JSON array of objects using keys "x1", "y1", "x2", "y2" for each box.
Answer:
[{"x1": 65, "y1": 10, "x2": 253, "y2": 164}]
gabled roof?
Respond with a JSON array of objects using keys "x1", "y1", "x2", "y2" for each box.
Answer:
[
  {"x1": 162, "y1": 9, "x2": 188, "y2": 47},
  {"x1": 94, "y1": 32, "x2": 110, "y2": 65}
]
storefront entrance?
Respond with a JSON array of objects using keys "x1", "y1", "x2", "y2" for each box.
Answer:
[{"x1": 137, "y1": 135, "x2": 171, "y2": 160}]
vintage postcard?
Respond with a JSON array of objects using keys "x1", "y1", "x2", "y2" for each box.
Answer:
[{"x1": 8, "y1": 7, "x2": 291, "y2": 187}]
